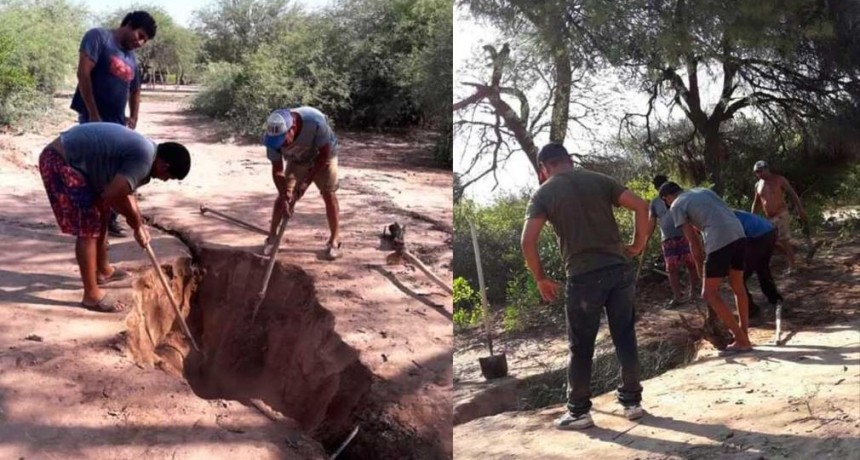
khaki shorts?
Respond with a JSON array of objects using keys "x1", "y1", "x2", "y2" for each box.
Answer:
[
  {"x1": 286, "y1": 156, "x2": 339, "y2": 194},
  {"x1": 768, "y1": 211, "x2": 791, "y2": 241}
]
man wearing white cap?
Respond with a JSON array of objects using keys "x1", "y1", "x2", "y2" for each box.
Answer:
[
  {"x1": 263, "y1": 107, "x2": 341, "y2": 260},
  {"x1": 751, "y1": 160, "x2": 807, "y2": 274}
]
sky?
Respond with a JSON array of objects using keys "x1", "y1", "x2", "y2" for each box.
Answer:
[
  {"x1": 77, "y1": 0, "x2": 334, "y2": 27},
  {"x1": 453, "y1": 7, "x2": 736, "y2": 205}
]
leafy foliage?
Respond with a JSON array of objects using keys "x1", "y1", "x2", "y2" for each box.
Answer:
[
  {"x1": 190, "y1": 0, "x2": 451, "y2": 165},
  {"x1": 0, "y1": 0, "x2": 86, "y2": 125}
]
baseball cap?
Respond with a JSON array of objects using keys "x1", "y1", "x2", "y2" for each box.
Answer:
[
  {"x1": 753, "y1": 160, "x2": 768, "y2": 172},
  {"x1": 658, "y1": 181, "x2": 683, "y2": 198},
  {"x1": 537, "y1": 143, "x2": 571, "y2": 164},
  {"x1": 263, "y1": 110, "x2": 293, "y2": 150}
]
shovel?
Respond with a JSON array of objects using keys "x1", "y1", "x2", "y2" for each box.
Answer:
[
  {"x1": 468, "y1": 221, "x2": 507, "y2": 380},
  {"x1": 251, "y1": 209, "x2": 292, "y2": 321},
  {"x1": 143, "y1": 243, "x2": 201, "y2": 353}
]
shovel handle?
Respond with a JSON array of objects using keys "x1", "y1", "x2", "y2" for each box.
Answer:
[
  {"x1": 252, "y1": 215, "x2": 290, "y2": 320},
  {"x1": 144, "y1": 244, "x2": 201, "y2": 352}
]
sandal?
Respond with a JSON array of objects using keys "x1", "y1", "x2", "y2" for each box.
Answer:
[
  {"x1": 97, "y1": 267, "x2": 131, "y2": 285},
  {"x1": 81, "y1": 293, "x2": 127, "y2": 313}
]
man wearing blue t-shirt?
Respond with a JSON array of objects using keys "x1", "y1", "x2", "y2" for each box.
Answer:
[
  {"x1": 71, "y1": 11, "x2": 157, "y2": 238},
  {"x1": 734, "y1": 210, "x2": 784, "y2": 320},
  {"x1": 262, "y1": 107, "x2": 341, "y2": 260},
  {"x1": 38, "y1": 123, "x2": 190, "y2": 313}
]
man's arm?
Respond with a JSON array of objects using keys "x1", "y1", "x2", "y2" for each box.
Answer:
[
  {"x1": 76, "y1": 52, "x2": 100, "y2": 121},
  {"x1": 271, "y1": 158, "x2": 288, "y2": 196},
  {"x1": 266, "y1": 158, "x2": 291, "y2": 237},
  {"x1": 681, "y1": 223, "x2": 704, "y2": 279},
  {"x1": 102, "y1": 175, "x2": 149, "y2": 246},
  {"x1": 127, "y1": 89, "x2": 140, "y2": 129},
  {"x1": 521, "y1": 216, "x2": 547, "y2": 281},
  {"x1": 751, "y1": 183, "x2": 762, "y2": 214},
  {"x1": 521, "y1": 216, "x2": 560, "y2": 302},
  {"x1": 781, "y1": 176, "x2": 807, "y2": 221},
  {"x1": 617, "y1": 189, "x2": 649, "y2": 256}
]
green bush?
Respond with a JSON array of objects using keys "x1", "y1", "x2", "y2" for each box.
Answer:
[
  {"x1": 190, "y1": 62, "x2": 242, "y2": 119},
  {"x1": 191, "y1": 0, "x2": 452, "y2": 167},
  {"x1": 0, "y1": 0, "x2": 85, "y2": 126},
  {"x1": 453, "y1": 277, "x2": 484, "y2": 330}
]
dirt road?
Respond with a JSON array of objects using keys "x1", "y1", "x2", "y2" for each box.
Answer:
[
  {"x1": 0, "y1": 91, "x2": 452, "y2": 458},
  {"x1": 453, "y1": 239, "x2": 860, "y2": 459}
]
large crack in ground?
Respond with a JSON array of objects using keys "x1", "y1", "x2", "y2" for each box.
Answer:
[{"x1": 126, "y1": 221, "x2": 442, "y2": 458}]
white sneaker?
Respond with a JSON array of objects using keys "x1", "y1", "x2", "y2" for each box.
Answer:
[
  {"x1": 325, "y1": 241, "x2": 342, "y2": 260},
  {"x1": 624, "y1": 404, "x2": 644, "y2": 420},
  {"x1": 554, "y1": 412, "x2": 594, "y2": 430}
]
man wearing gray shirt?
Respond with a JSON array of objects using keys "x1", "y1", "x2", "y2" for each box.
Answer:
[
  {"x1": 263, "y1": 107, "x2": 341, "y2": 260},
  {"x1": 647, "y1": 175, "x2": 700, "y2": 306},
  {"x1": 38, "y1": 123, "x2": 190, "y2": 313},
  {"x1": 659, "y1": 182, "x2": 752, "y2": 354}
]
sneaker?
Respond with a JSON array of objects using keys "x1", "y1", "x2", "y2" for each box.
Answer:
[
  {"x1": 554, "y1": 412, "x2": 594, "y2": 430},
  {"x1": 325, "y1": 241, "x2": 342, "y2": 260},
  {"x1": 107, "y1": 220, "x2": 126, "y2": 238},
  {"x1": 624, "y1": 404, "x2": 644, "y2": 420}
]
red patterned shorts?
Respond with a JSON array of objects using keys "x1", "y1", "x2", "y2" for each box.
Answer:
[
  {"x1": 661, "y1": 236, "x2": 695, "y2": 271},
  {"x1": 39, "y1": 147, "x2": 105, "y2": 238}
]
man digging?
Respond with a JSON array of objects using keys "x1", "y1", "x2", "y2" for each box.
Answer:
[
  {"x1": 647, "y1": 174, "x2": 700, "y2": 307},
  {"x1": 262, "y1": 107, "x2": 341, "y2": 260},
  {"x1": 38, "y1": 123, "x2": 190, "y2": 312},
  {"x1": 751, "y1": 160, "x2": 808, "y2": 275},
  {"x1": 733, "y1": 210, "x2": 786, "y2": 323},
  {"x1": 659, "y1": 182, "x2": 753, "y2": 355},
  {"x1": 521, "y1": 143, "x2": 649, "y2": 430},
  {"x1": 72, "y1": 10, "x2": 158, "y2": 238}
]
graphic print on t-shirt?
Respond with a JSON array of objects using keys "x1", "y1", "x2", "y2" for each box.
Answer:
[{"x1": 109, "y1": 55, "x2": 134, "y2": 83}]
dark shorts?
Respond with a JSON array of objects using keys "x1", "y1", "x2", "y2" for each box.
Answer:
[
  {"x1": 38, "y1": 147, "x2": 105, "y2": 238},
  {"x1": 704, "y1": 238, "x2": 746, "y2": 278},
  {"x1": 661, "y1": 236, "x2": 694, "y2": 271}
]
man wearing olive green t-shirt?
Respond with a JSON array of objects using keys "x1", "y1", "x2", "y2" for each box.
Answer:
[{"x1": 521, "y1": 143, "x2": 650, "y2": 430}]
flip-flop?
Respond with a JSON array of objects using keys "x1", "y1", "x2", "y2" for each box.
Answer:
[
  {"x1": 97, "y1": 267, "x2": 131, "y2": 285},
  {"x1": 81, "y1": 293, "x2": 127, "y2": 313}
]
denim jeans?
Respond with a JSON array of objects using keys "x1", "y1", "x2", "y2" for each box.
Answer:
[{"x1": 565, "y1": 263, "x2": 642, "y2": 416}]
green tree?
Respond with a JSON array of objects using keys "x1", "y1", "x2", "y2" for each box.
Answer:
[
  {"x1": 192, "y1": 0, "x2": 300, "y2": 64},
  {"x1": 585, "y1": 0, "x2": 857, "y2": 194},
  {"x1": 102, "y1": 6, "x2": 202, "y2": 85},
  {"x1": 0, "y1": 0, "x2": 87, "y2": 93}
]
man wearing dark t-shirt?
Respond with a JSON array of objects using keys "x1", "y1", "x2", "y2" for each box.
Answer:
[
  {"x1": 521, "y1": 143, "x2": 650, "y2": 430},
  {"x1": 71, "y1": 11, "x2": 157, "y2": 237}
]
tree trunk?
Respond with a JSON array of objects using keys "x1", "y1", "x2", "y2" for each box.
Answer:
[
  {"x1": 549, "y1": 49, "x2": 571, "y2": 143},
  {"x1": 703, "y1": 127, "x2": 724, "y2": 195}
]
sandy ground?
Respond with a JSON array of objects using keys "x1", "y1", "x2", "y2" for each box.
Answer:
[
  {"x1": 455, "y1": 318, "x2": 860, "y2": 459},
  {"x1": 453, "y1": 235, "x2": 860, "y2": 458},
  {"x1": 0, "y1": 92, "x2": 452, "y2": 458}
]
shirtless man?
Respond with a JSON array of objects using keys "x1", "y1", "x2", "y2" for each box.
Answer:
[{"x1": 751, "y1": 161, "x2": 807, "y2": 274}]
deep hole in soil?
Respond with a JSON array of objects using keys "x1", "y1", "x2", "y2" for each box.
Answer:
[{"x1": 126, "y1": 245, "x2": 376, "y2": 452}]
